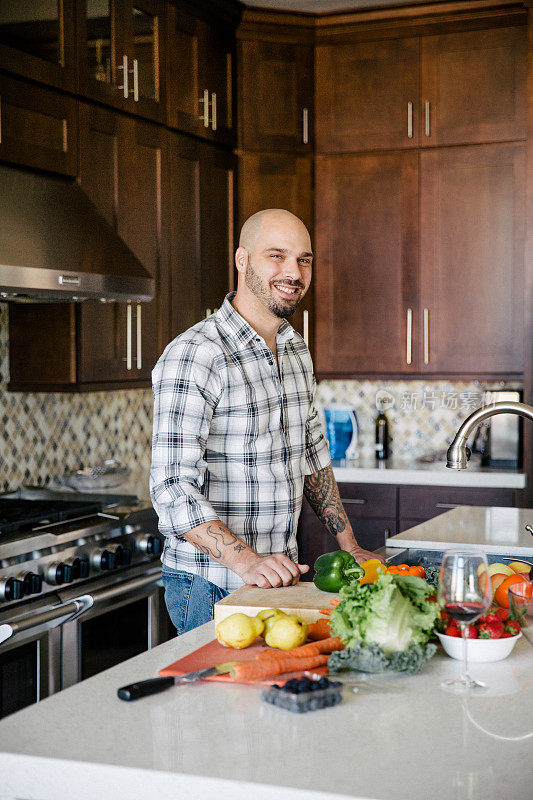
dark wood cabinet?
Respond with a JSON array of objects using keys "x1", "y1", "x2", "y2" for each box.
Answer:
[
  {"x1": 0, "y1": 0, "x2": 76, "y2": 92},
  {"x1": 315, "y1": 26, "x2": 525, "y2": 154},
  {"x1": 77, "y1": 0, "x2": 164, "y2": 121},
  {"x1": 398, "y1": 485, "x2": 515, "y2": 531},
  {"x1": 238, "y1": 152, "x2": 314, "y2": 357},
  {"x1": 316, "y1": 37, "x2": 419, "y2": 153},
  {"x1": 164, "y1": 132, "x2": 236, "y2": 345},
  {"x1": 419, "y1": 142, "x2": 525, "y2": 377},
  {"x1": 315, "y1": 151, "x2": 419, "y2": 376},
  {"x1": 166, "y1": 3, "x2": 236, "y2": 146},
  {"x1": 420, "y1": 27, "x2": 526, "y2": 147},
  {"x1": 239, "y1": 40, "x2": 313, "y2": 152},
  {"x1": 0, "y1": 74, "x2": 77, "y2": 176}
]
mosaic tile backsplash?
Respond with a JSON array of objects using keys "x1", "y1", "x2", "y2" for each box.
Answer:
[
  {"x1": 0, "y1": 302, "x2": 522, "y2": 492},
  {"x1": 0, "y1": 304, "x2": 153, "y2": 493}
]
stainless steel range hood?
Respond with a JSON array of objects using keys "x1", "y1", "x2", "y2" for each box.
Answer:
[{"x1": 0, "y1": 165, "x2": 154, "y2": 303}]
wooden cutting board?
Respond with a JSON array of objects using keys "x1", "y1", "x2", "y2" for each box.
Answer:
[
  {"x1": 159, "y1": 637, "x2": 328, "y2": 686},
  {"x1": 213, "y1": 582, "x2": 338, "y2": 626}
]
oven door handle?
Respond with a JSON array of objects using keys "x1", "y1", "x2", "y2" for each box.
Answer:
[
  {"x1": 87, "y1": 570, "x2": 163, "y2": 605},
  {"x1": 0, "y1": 594, "x2": 94, "y2": 645}
]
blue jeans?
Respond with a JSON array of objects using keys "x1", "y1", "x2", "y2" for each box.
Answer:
[{"x1": 162, "y1": 568, "x2": 229, "y2": 636}]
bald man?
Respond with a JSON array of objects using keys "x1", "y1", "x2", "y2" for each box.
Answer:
[{"x1": 150, "y1": 209, "x2": 382, "y2": 635}]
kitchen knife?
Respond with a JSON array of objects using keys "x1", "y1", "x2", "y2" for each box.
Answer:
[{"x1": 117, "y1": 662, "x2": 235, "y2": 701}]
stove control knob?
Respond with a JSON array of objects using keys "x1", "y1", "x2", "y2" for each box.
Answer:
[
  {"x1": 137, "y1": 534, "x2": 161, "y2": 556},
  {"x1": 17, "y1": 571, "x2": 43, "y2": 595},
  {"x1": 92, "y1": 548, "x2": 116, "y2": 571},
  {"x1": 45, "y1": 562, "x2": 73, "y2": 585},
  {"x1": 65, "y1": 557, "x2": 90, "y2": 580},
  {"x1": 0, "y1": 576, "x2": 24, "y2": 602},
  {"x1": 108, "y1": 544, "x2": 132, "y2": 567}
]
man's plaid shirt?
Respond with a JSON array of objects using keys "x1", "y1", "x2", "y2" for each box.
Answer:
[{"x1": 150, "y1": 292, "x2": 331, "y2": 591}]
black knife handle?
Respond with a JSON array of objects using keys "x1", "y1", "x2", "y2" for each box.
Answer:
[{"x1": 117, "y1": 676, "x2": 175, "y2": 701}]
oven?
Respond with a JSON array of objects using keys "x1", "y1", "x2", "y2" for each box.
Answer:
[{"x1": 0, "y1": 494, "x2": 169, "y2": 719}]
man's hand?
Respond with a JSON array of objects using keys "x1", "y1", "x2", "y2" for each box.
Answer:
[
  {"x1": 238, "y1": 553, "x2": 309, "y2": 588},
  {"x1": 346, "y1": 546, "x2": 386, "y2": 565}
]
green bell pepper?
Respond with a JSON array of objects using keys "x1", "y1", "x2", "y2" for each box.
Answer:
[{"x1": 313, "y1": 550, "x2": 363, "y2": 593}]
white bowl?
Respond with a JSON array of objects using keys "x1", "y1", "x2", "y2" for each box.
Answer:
[{"x1": 436, "y1": 631, "x2": 521, "y2": 663}]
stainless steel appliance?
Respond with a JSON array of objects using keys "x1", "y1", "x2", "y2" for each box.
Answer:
[
  {"x1": 0, "y1": 490, "x2": 166, "y2": 719},
  {"x1": 471, "y1": 391, "x2": 522, "y2": 468}
]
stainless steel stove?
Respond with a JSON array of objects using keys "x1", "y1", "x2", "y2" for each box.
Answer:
[{"x1": 0, "y1": 489, "x2": 168, "y2": 719}]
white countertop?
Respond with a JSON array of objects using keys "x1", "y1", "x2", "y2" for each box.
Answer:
[
  {"x1": 332, "y1": 456, "x2": 525, "y2": 488},
  {"x1": 388, "y1": 505, "x2": 533, "y2": 556},
  {"x1": 1, "y1": 615, "x2": 532, "y2": 799}
]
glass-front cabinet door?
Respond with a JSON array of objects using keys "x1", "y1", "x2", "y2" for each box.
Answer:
[
  {"x1": 78, "y1": 0, "x2": 163, "y2": 120},
  {"x1": 0, "y1": 0, "x2": 76, "y2": 90}
]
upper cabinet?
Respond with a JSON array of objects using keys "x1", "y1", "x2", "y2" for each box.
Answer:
[
  {"x1": 166, "y1": 3, "x2": 236, "y2": 146},
  {"x1": 0, "y1": 73, "x2": 77, "y2": 176},
  {"x1": 316, "y1": 26, "x2": 526, "y2": 153},
  {"x1": 0, "y1": 0, "x2": 76, "y2": 91},
  {"x1": 239, "y1": 40, "x2": 313, "y2": 152},
  {"x1": 77, "y1": 0, "x2": 165, "y2": 121},
  {"x1": 316, "y1": 37, "x2": 419, "y2": 153}
]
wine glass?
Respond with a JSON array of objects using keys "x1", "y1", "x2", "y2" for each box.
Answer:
[{"x1": 438, "y1": 550, "x2": 492, "y2": 692}]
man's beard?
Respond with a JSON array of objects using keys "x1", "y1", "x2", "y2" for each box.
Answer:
[{"x1": 245, "y1": 259, "x2": 305, "y2": 319}]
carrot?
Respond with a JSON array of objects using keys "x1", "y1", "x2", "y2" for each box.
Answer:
[
  {"x1": 230, "y1": 653, "x2": 330, "y2": 682},
  {"x1": 256, "y1": 643, "x2": 320, "y2": 659},
  {"x1": 318, "y1": 608, "x2": 333, "y2": 615},
  {"x1": 313, "y1": 636, "x2": 345, "y2": 654},
  {"x1": 307, "y1": 619, "x2": 332, "y2": 640},
  {"x1": 330, "y1": 598, "x2": 341, "y2": 607}
]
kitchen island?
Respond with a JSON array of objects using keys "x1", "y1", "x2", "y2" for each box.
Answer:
[{"x1": 1, "y1": 508, "x2": 532, "y2": 800}]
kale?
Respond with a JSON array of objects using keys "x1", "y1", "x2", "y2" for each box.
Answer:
[{"x1": 328, "y1": 641, "x2": 437, "y2": 675}]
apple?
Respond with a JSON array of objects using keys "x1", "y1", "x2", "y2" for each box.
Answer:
[{"x1": 490, "y1": 573, "x2": 508, "y2": 592}]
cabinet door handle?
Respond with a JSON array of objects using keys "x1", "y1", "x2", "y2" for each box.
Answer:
[
  {"x1": 384, "y1": 528, "x2": 391, "y2": 538},
  {"x1": 423, "y1": 308, "x2": 430, "y2": 365},
  {"x1": 302, "y1": 108, "x2": 309, "y2": 144},
  {"x1": 303, "y1": 309, "x2": 309, "y2": 348},
  {"x1": 342, "y1": 498, "x2": 367, "y2": 505},
  {"x1": 200, "y1": 89, "x2": 209, "y2": 127},
  {"x1": 424, "y1": 100, "x2": 431, "y2": 137},
  {"x1": 117, "y1": 55, "x2": 129, "y2": 98},
  {"x1": 136, "y1": 304, "x2": 142, "y2": 370},
  {"x1": 435, "y1": 503, "x2": 461, "y2": 509},
  {"x1": 132, "y1": 59, "x2": 139, "y2": 102},
  {"x1": 407, "y1": 101, "x2": 413, "y2": 138},
  {"x1": 211, "y1": 93, "x2": 217, "y2": 131},
  {"x1": 406, "y1": 308, "x2": 412, "y2": 365},
  {"x1": 126, "y1": 304, "x2": 132, "y2": 370}
]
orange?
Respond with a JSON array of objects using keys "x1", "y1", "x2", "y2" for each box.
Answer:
[{"x1": 494, "y1": 574, "x2": 529, "y2": 609}]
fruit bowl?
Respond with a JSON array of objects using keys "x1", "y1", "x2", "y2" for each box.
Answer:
[{"x1": 436, "y1": 631, "x2": 521, "y2": 663}]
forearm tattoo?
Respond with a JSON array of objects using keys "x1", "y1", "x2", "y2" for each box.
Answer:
[
  {"x1": 188, "y1": 523, "x2": 247, "y2": 560},
  {"x1": 304, "y1": 465, "x2": 349, "y2": 537}
]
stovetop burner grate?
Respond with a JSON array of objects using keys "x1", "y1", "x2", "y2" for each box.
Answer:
[{"x1": 0, "y1": 498, "x2": 103, "y2": 536}]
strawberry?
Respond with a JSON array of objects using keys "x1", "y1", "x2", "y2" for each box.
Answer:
[
  {"x1": 504, "y1": 620, "x2": 521, "y2": 636},
  {"x1": 495, "y1": 607, "x2": 510, "y2": 622},
  {"x1": 477, "y1": 619, "x2": 504, "y2": 639},
  {"x1": 445, "y1": 624, "x2": 460, "y2": 637},
  {"x1": 463, "y1": 625, "x2": 478, "y2": 639},
  {"x1": 478, "y1": 610, "x2": 501, "y2": 624}
]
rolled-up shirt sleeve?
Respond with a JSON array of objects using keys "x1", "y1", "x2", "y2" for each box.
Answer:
[
  {"x1": 150, "y1": 338, "x2": 222, "y2": 538},
  {"x1": 304, "y1": 377, "x2": 331, "y2": 476}
]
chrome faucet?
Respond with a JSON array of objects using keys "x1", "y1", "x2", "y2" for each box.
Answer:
[{"x1": 446, "y1": 400, "x2": 533, "y2": 469}]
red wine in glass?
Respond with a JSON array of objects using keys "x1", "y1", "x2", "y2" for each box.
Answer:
[{"x1": 444, "y1": 602, "x2": 486, "y2": 624}]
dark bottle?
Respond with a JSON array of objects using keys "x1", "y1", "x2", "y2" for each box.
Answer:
[{"x1": 375, "y1": 412, "x2": 389, "y2": 460}]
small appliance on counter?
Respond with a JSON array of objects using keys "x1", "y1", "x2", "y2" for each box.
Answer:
[
  {"x1": 323, "y1": 405, "x2": 359, "y2": 461},
  {"x1": 472, "y1": 390, "x2": 522, "y2": 468}
]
